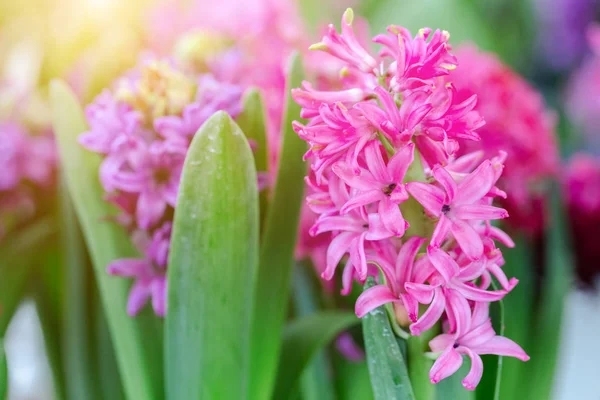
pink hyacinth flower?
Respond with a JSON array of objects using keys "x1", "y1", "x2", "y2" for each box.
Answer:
[
  {"x1": 429, "y1": 302, "x2": 529, "y2": 390},
  {"x1": 407, "y1": 161, "x2": 508, "y2": 260}
]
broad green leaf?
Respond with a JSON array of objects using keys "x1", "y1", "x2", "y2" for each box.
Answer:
[
  {"x1": 236, "y1": 89, "x2": 269, "y2": 227},
  {"x1": 247, "y1": 52, "x2": 307, "y2": 400},
  {"x1": 0, "y1": 339, "x2": 6, "y2": 400},
  {"x1": 34, "y1": 245, "x2": 66, "y2": 400},
  {"x1": 407, "y1": 336, "x2": 435, "y2": 400},
  {"x1": 273, "y1": 312, "x2": 359, "y2": 399},
  {"x1": 292, "y1": 265, "x2": 335, "y2": 400},
  {"x1": 435, "y1": 357, "x2": 475, "y2": 400},
  {"x1": 525, "y1": 185, "x2": 573, "y2": 400},
  {"x1": 497, "y1": 235, "x2": 534, "y2": 400},
  {"x1": 34, "y1": 285, "x2": 66, "y2": 400},
  {"x1": 362, "y1": 278, "x2": 415, "y2": 400},
  {"x1": 0, "y1": 217, "x2": 55, "y2": 335},
  {"x1": 94, "y1": 285, "x2": 126, "y2": 400},
  {"x1": 333, "y1": 353, "x2": 374, "y2": 400},
  {"x1": 50, "y1": 80, "x2": 164, "y2": 400},
  {"x1": 165, "y1": 111, "x2": 259, "y2": 399},
  {"x1": 59, "y1": 185, "x2": 98, "y2": 400}
]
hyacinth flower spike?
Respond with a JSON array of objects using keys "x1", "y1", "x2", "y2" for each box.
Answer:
[{"x1": 293, "y1": 8, "x2": 529, "y2": 390}]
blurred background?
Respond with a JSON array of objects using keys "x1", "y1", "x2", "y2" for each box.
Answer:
[{"x1": 1, "y1": 0, "x2": 599, "y2": 398}]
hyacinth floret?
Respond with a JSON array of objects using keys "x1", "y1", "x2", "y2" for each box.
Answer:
[
  {"x1": 80, "y1": 59, "x2": 243, "y2": 316},
  {"x1": 292, "y1": 9, "x2": 528, "y2": 390}
]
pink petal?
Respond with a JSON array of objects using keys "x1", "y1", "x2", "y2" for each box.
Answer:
[
  {"x1": 431, "y1": 215, "x2": 452, "y2": 247},
  {"x1": 152, "y1": 277, "x2": 167, "y2": 317},
  {"x1": 406, "y1": 182, "x2": 444, "y2": 217},
  {"x1": 405, "y1": 282, "x2": 436, "y2": 304},
  {"x1": 364, "y1": 142, "x2": 389, "y2": 181},
  {"x1": 451, "y1": 220, "x2": 483, "y2": 260},
  {"x1": 453, "y1": 204, "x2": 509, "y2": 220},
  {"x1": 323, "y1": 231, "x2": 358, "y2": 280},
  {"x1": 365, "y1": 214, "x2": 394, "y2": 240},
  {"x1": 432, "y1": 165, "x2": 457, "y2": 203},
  {"x1": 458, "y1": 347, "x2": 483, "y2": 390},
  {"x1": 471, "y1": 336, "x2": 530, "y2": 361},
  {"x1": 127, "y1": 280, "x2": 152, "y2": 316},
  {"x1": 332, "y1": 162, "x2": 375, "y2": 191},
  {"x1": 355, "y1": 285, "x2": 399, "y2": 318},
  {"x1": 454, "y1": 161, "x2": 495, "y2": 204},
  {"x1": 427, "y1": 246, "x2": 459, "y2": 282},
  {"x1": 400, "y1": 293, "x2": 419, "y2": 322},
  {"x1": 451, "y1": 281, "x2": 507, "y2": 302},
  {"x1": 379, "y1": 199, "x2": 407, "y2": 237},
  {"x1": 340, "y1": 190, "x2": 383, "y2": 214},
  {"x1": 311, "y1": 216, "x2": 365, "y2": 235},
  {"x1": 137, "y1": 191, "x2": 167, "y2": 229},
  {"x1": 445, "y1": 288, "x2": 472, "y2": 335},
  {"x1": 429, "y1": 333, "x2": 456, "y2": 353},
  {"x1": 349, "y1": 232, "x2": 368, "y2": 280},
  {"x1": 487, "y1": 263, "x2": 518, "y2": 291},
  {"x1": 410, "y1": 287, "x2": 446, "y2": 335},
  {"x1": 396, "y1": 236, "x2": 426, "y2": 287},
  {"x1": 387, "y1": 142, "x2": 414, "y2": 183},
  {"x1": 430, "y1": 347, "x2": 463, "y2": 384},
  {"x1": 107, "y1": 259, "x2": 148, "y2": 277}
]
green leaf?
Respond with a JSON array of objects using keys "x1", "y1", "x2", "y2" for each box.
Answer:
[
  {"x1": 362, "y1": 277, "x2": 415, "y2": 400},
  {"x1": 435, "y1": 357, "x2": 475, "y2": 400},
  {"x1": 58, "y1": 184, "x2": 98, "y2": 400},
  {"x1": 94, "y1": 289, "x2": 126, "y2": 400},
  {"x1": 34, "y1": 246, "x2": 66, "y2": 400},
  {"x1": 497, "y1": 235, "x2": 534, "y2": 400},
  {"x1": 333, "y1": 354, "x2": 374, "y2": 400},
  {"x1": 273, "y1": 312, "x2": 359, "y2": 399},
  {"x1": 247, "y1": 52, "x2": 307, "y2": 400},
  {"x1": 50, "y1": 80, "x2": 164, "y2": 400},
  {"x1": 292, "y1": 265, "x2": 335, "y2": 400},
  {"x1": 236, "y1": 89, "x2": 269, "y2": 227},
  {"x1": 493, "y1": 285, "x2": 505, "y2": 400},
  {"x1": 525, "y1": 185, "x2": 573, "y2": 400},
  {"x1": 0, "y1": 217, "x2": 55, "y2": 335},
  {"x1": 165, "y1": 111, "x2": 259, "y2": 399},
  {"x1": 407, "y1": 336, "x2": 435, "y2": 400},
  {"x1": 0, "y1": 338, "x2": 6, "y2": 400}
]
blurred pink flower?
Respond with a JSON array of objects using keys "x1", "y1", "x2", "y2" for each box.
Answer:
[
  {"x1": 449, "y1": 45, "x2": 559, "y2": 233},
  {"x1": 0, "y1": 84, "x2": 56, "y2": 239},
  {"x1": 564, "y1": 153, "x2": 600, "y2": 288},
  {"x1": 108, "y1": 222, "x2": 172, "y2": 316},
  {"x1": 81, "y1": 59, "x2": 244, "y2": 316},
  {"x1": 566, "y1": 24, "x2": 600, "y2": 151}
]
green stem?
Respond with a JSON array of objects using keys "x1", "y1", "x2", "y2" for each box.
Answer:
[{"x1": 377, "y1": 132, "x2": 396, "y2": 156}]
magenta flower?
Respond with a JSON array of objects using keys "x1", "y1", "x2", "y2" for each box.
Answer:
[
  {"x1": 450, "y1": 45, "x2": 558, "y2": 232},
  {"x1": 81, "y1": 58, "x2": 244, "y2": 316},
  {"x1": 0, "y1": 85, "x2": 56, "y2": 239},
  {"x1": 563, "y1": 154, "x2": 600, "y2": 289},
  {"x1": 332, "y1": 141, "x2": 413, "y2": 236},
  {"x1": 429, "y1": 302, "x2": 529, "y2": 390},
  {"x1": 293, "y1": 9, "x2": 528, "y2": 389},
  {"x1": 407, "y1": 161, "x2": 509, "y2": 260},
  {"x1": 108, "y1": 222, "x2": 172, "y2": 316}
]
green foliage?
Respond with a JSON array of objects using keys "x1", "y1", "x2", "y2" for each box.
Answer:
[
  {"x1": 362, "y1": 278, "x2": 415, "y2": 400},
  {"x1": 247, "y1": 52, "x2": 308, "y2": 400},
  {"x1": 50, "y1": 80, "x2": 164, "y2": 400}
]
